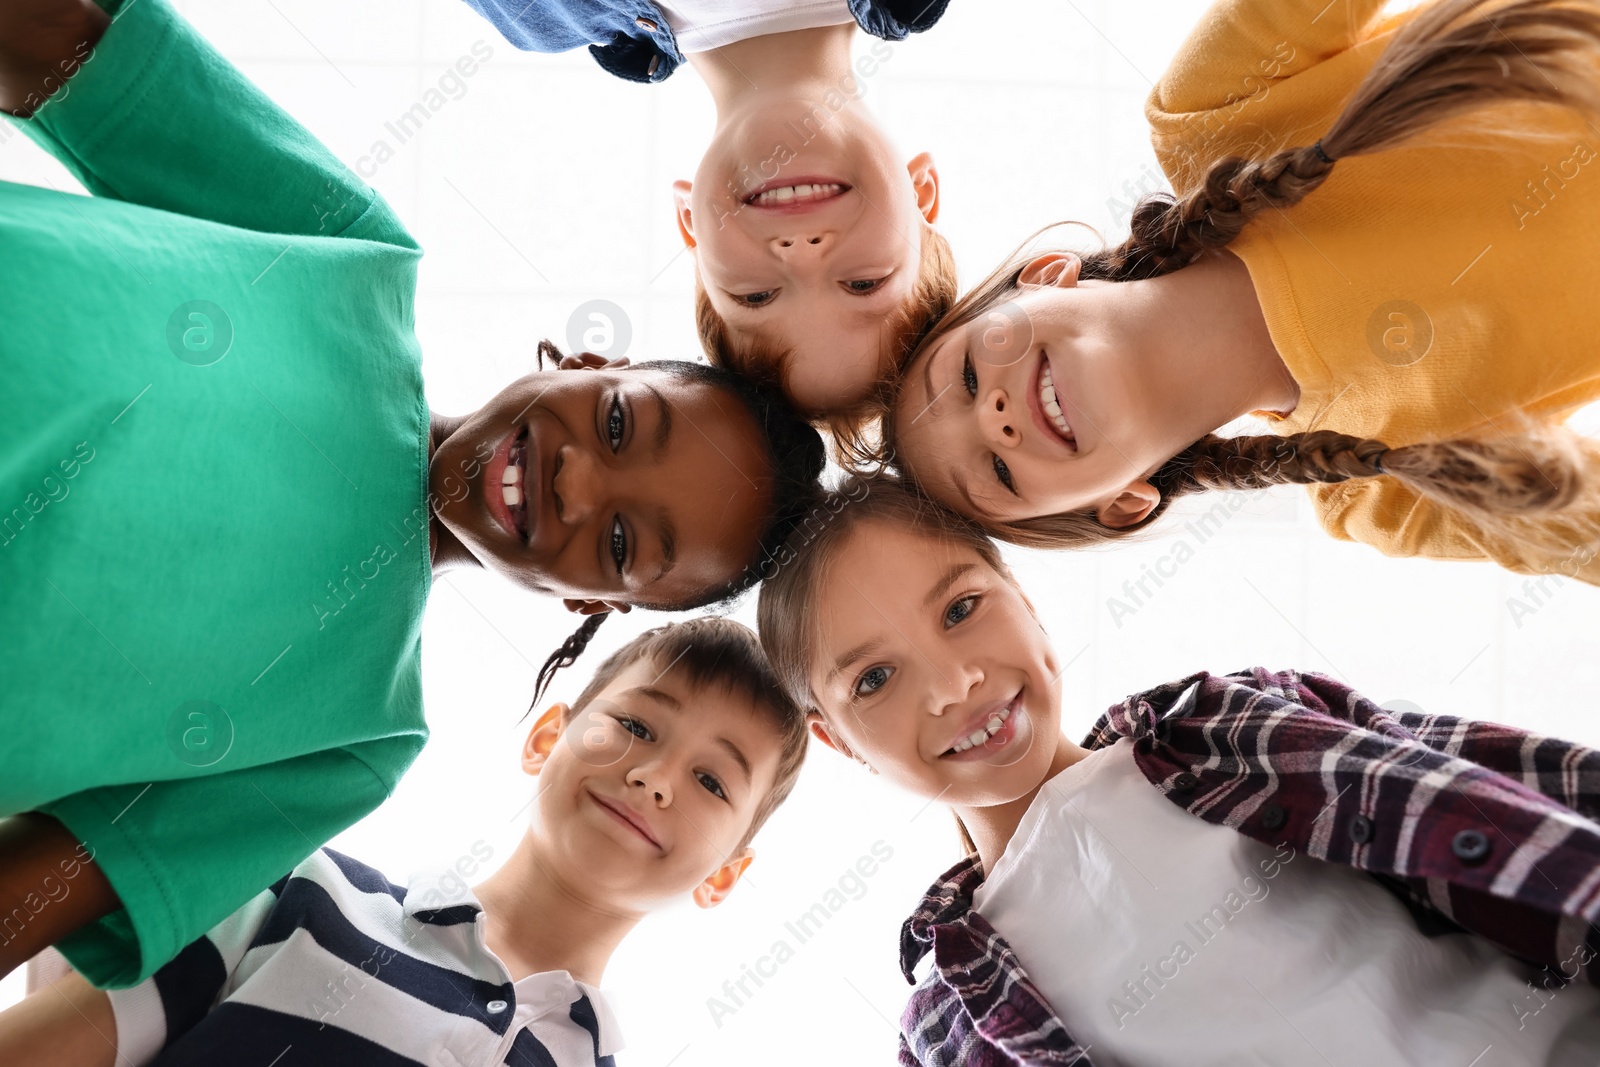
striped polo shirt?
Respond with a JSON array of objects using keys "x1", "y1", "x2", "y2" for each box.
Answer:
[{"x1": 106, "y1": 849, "x2": 622, "y2": 1066}]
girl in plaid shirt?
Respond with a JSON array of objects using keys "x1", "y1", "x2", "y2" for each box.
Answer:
[{"x1": 759, "y1": 478, "x2": 1600, "y2": 1066}]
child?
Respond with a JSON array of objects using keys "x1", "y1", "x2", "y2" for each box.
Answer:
[
  {"x1": 461, "y1": 0, "x2": 959, "y2": 418},
  {"x1": 0, "y1": 617, "x2": 810, "y2": 1066},
  {"x1": 0, "y1": 0, "x2": 825, "y2": 991},
  {"x1": 883, "y1": 0, "x2": 1600, "y2": 584},
  {"x1": 758, "y1": 478, "x2": 1600, "y2": 1065}
]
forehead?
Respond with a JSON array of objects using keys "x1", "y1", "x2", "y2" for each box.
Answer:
[{"x1": 812, "y1": 520, "x2": 985, "y2": 632}]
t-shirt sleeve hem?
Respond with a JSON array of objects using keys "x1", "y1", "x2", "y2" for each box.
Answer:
[{"x1": 108, "y1": 977, "x2": 169, "y2": 1065}]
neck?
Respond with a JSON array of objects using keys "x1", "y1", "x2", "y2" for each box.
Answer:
[
  {"x1": 427, "y1": 411, "x2": 475, "y2": 574},
  {"x1": 956, "y1": 734, "x2": 1091, "y2": 875},
  {"x1": 689, "y1": 24, "x2": 859, "y2": 114},
  {"x1": 472, "y1": 833, "x2": 642, "y2": 986},
  {"x1": 1091, "y1": 250, "x2": 1300, "y2": 442}
]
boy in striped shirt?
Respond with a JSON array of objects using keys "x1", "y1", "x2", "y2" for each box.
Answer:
[{"x1": 0, "y1": 618, "x2": 809, "y2": 1066}]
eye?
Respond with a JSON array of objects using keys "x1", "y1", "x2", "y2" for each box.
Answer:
[
  {"x1": 843, "y1": 277, "x2": 887, "y2": 295},
  {"x1": 609, "y1": 516, "x2": 628, "y2": 573},
  {"x1": 853, "y1": 665, "x2": 893, "y2": 697},
  {"x1": 992, "y1": 455, "x2": 1016, "y2": 493},
  {"x1": 736, "y1": 290, "x2": 777, "y2": 308},
  {"x1": 606, "y1": 396, "x2": 625, "y2": 452},
  {"x1": 616, "y1": 716, "x2": 652, "y2": 741},
  {"x1": 962, "y1": 355, "x2": 978, "y2": 397},
  {"x1": 945, "y1": 594, "x2": 979, "y2": 627},
  {"x1": 696, "y1": 771, "x2": 728, "y2": 800}
]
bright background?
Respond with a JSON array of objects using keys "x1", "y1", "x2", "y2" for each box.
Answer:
[{"x1": 4, "y1": 0, "x2": 1600, "y2": 1063}]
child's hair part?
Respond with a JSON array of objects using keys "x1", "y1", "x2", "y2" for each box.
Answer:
[
  {"x1": 549, "y1": 616, "x2": 810, "y2": 852},
  {"x1": 530, "y1": 341, "x2": 828, "y2": 700},
  {"x1": 694, "y1": 224, "x2": 958, "y2": 425},
  {"x1": 885, "y1": 0, "x2": 1600, "y2": 554},
  {"x1": 756, "y1": 475, "x2": 1006, "y2": 715}
]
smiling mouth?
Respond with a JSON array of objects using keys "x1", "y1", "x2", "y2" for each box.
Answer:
[
  {"x1": 500, "y1": 427, "x2": 530, "y2": 541},
  {"x1": 1033, "y1": 353, "x2": 1078, "y2": 450},
  {"x1": 942, "y1": 694, "x2": 1021, "y2": 756},
  {"x1": 590, "y1": 791, "x2": 662, "y2": 850}
]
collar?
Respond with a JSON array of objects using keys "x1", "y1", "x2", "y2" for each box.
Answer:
[{"x1": 402, "y1": 868, "x2": 484, "y2": 923}]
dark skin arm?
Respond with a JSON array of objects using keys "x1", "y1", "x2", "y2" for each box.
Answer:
[
  {"x1": 0, "y1": 0, "x2": 110, "y2": 118},
  {"x1": 0, "y1": 815, "x2": 119, "y2": 982}
]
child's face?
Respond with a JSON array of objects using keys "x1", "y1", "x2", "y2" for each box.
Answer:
[
  {"x1": 526, "y1": 659, "x2": 784, "y2": 911},
  {"x1": 893, "y1": 256, "x2": 1179, "y2": 531},
  {"x1": 803, "y1": 519, "x2": 1065, "y2": 809},
  {"x1": 675, "y1": 110, "x2": 939, "y2": 414},
  {"x1": 431, "y1": 363, "x2": 773, "y2": 611}
]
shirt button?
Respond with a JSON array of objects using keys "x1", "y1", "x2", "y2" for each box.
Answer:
[
  {"x1": 1261, "y1": 803, "x2": 1287, "y2": 831},
  {"x1": 1172, "y1": 772, "x2": 1198, "y2": 794},
  {"x1": 647, "y1": 54, "x2": 661, "y2": 77},
  {"x1": 1349, "y1": 815, "x2": 1373, "y2": 844},
  {"x1": 1452, "y1": 829, "x2": 1491, "y2": 864},
  {"x1": 635, "y1": 16, "x2": 658, "y2": 31},
  {"x1": 486, "y1": 1000, "x2": 508, "y2": 1014}
]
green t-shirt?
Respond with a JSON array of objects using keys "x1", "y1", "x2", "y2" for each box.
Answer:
[{"x1": 0, "y1": 0, "x2": 431, "y2": 985}]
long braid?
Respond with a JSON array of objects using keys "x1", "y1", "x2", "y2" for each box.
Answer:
[{"x1": 528, "y1": 612, "x2": 609, "y2": 715}]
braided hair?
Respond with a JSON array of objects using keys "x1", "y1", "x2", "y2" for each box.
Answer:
[{"x1": 884, "y1": 0, "x2": 1600, "y2": 554}]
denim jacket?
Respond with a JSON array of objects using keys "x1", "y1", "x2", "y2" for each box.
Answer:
[{"x1": 460, "y1": 0, "x2": 949, "y2": 82}]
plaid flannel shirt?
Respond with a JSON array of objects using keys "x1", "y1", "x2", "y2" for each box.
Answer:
[{"x1": 897, "y1": 668, "x2": 1600, "y2": 1066}]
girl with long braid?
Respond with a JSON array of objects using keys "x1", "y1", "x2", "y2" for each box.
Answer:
[{"x1": 882, "y1": 0, "x2": 1600, "y2": 583}]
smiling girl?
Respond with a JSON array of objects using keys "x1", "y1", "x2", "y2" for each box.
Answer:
[
  {"x1": 0, "y1": 0, "x2": 823, "y2": 991},
  {"x1": 759, "y1": 479, "x2": 1600, "y2": 1066},
  {"x1": 883, "y1": 0, "x2": 1600, "y2": 585}
]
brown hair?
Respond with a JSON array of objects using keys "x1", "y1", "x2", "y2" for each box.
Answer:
[
  {"x1": 553, "y1": 616, "x2": 810, "y2": 852},
  {"x1": 756, "y1": 476, "x2": 1000, "y2": 859},
  {"x1": 694, "y1": 224, "x2": 958, "y2": 435},
  {"x1": 884, "y1": 0, "x2": 1600, "y2": 556}
]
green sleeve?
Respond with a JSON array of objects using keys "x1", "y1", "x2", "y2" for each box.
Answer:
[
  {"x1": 41, "y1": 737, "x2": 424, "y2": 988},
  {"x1": 15, "y1": 0, "x2": 414, "y2": 248}
]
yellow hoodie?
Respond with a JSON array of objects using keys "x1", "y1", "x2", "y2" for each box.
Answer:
[{"x1": 1147, "y1": 0, "x2": 1600, "y2": 582}]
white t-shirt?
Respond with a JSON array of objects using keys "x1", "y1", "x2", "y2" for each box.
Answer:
[
  {"x1": 653, "y1": 0, "x2": 855, "y2": 52},
  {"x1": 971, "y1": 735, "x2": 1600, "y2": 1067}
]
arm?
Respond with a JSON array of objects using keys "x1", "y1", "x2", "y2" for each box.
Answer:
[
  {"x1": 5, "y1": 0, "x2": 412, "y2": 246},
  {"x1": 0, "y1": 968, "x2": 117, "y2": 1067},
  {"x1": 0, "y1": 815, "x2": 119, "y2": 983},
  {"x1": 1144, "y1": 0, "x2": 1397, "y2": 188},
  {"x1": 1308, "y1": 476, "x2": 1600, "y2": 587},
  {"x1": 42, "y1": 739, "x2": 420, "y2": 988},
  {"x1": 0, "y1": 0, "x2": 107, "y2": 117}
]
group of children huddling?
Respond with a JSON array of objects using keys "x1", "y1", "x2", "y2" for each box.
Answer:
[{"x1": 4, "y1": 0, "x2": 1600, "y2": 1062}]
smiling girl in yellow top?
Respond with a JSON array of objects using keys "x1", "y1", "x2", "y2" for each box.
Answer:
[{"x1": 883, "y1": 0, "x2": 1600, "y2": 584}]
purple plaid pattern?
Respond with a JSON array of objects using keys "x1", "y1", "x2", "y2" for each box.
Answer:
[{"x1": 897, "y1": 669, "x2": 1600, "y2": 1066}]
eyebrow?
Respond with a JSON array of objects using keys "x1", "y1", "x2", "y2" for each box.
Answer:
[
  {"x1": 646, "y1": 385, "x2": 672, "y2": 457},
  {"x1": 717, "y1": 736, "x2": 753, "y2": 786},
  {"x1": 826, "y1": 638, "x2": 882, "y2": 686},
  {"x1": 924, "y1": 563, "x2": 979, "y2": 608}
]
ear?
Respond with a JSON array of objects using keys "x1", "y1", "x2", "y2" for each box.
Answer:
[
  {"x1": 1016, "y1": 252, "x2": 1082, "y2": 290},
  {"x1": 693, "y1": 848, "x2": 754, "y2": 909},
  {"x1": 806, "y1": 712, "x2": 852, "y2": 760},
  {"x1": 522, "y1": 703, "x2": 569, "y2": 776},
  {"x1": 1095, "y1": 480, "x2": 1162, "y2": 529},
  {"x1": 558, "y1": 351, "x2": 630, "y2": 371},
  {"x1": 906, "y1": 152, "x2": 940, "y2": 224},
  {"x1": 671, "y1": 179, "x2": 697, "y2": 249},
  {"x1": 563, "y1": 599, "x2": 633, "y2": 615}
]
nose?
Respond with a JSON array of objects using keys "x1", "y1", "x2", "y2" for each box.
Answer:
[
  {"x1": 769, "y1": 231, "x2": 832, "y2": 258},
  {"x1": 627, "y1": 760, "x2": 672, "y2": 807},
  {"x1": 977, "y1": 387, "x2": 1021, "y2": 450},
  {"x1": 928, "y1": 658, "x2": 985, "y2": 718},
  {"x1": 552, "y1": 444, "x2": 601, "y2": 526}
]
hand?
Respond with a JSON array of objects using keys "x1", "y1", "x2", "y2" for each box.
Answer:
[
  {"x1": 0, "y1": 0, "x2": 109, "y2": 118},
  {"x1": 556, "y1": 351, "x2": 630, "y2": 371}
]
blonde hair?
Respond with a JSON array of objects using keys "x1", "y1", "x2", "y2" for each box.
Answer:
[
  {"x1": 883, "y1": 0, "x2": 1600, "y2": 559},
  {"x1": 695, "y1": 224, "x2": 958, "y2": 441}
]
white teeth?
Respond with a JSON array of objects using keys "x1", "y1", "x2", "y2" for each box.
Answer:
[
  {"x1": 1038, "y1": 362, "x2": 1074, "y2": 440},
  {"x1": 502, "y1": 485, "x2": 521, "y2": 506},
  {"x1": 750, "y1": 182, "x2": 845, "y2": 205},
  {"x1": 948, "y1": 705, "x2": 1014, "y2": 753},
  {"x1": 501, "y1": 464, "x2": 519, "y2": 486}
]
